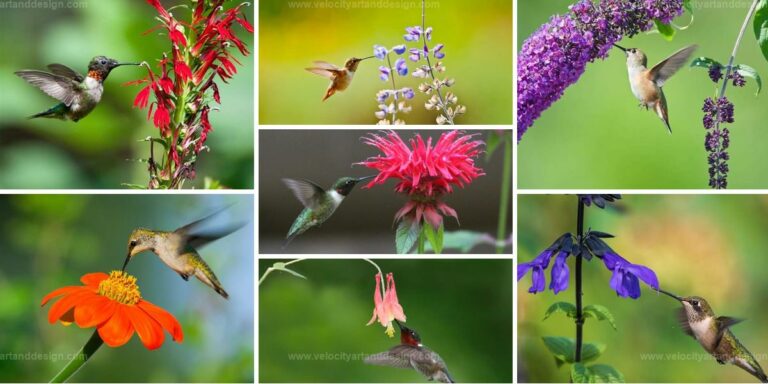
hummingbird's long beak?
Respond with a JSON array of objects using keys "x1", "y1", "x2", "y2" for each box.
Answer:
[
  {"x1": 356, "y1": 175, "x2": 376, "y2": 183},
  {"x1": 359, "y1": 56, "x2": 375, "y2": 61},
  {"x1": 656, "y1": 288, "x2": 683, "y2": 301},
  {"x1": 613, "y1": 44, "x2": 627, "y2": 53},
  {"x1": 394, "y1": 319, "x2": 406, "y2": 331},
  {"x1": 114, "y1": 62, "x2": 141, "y2": 67},
  {"x1": 121, "y1": 252, "x2": 131, "y2": 272}
]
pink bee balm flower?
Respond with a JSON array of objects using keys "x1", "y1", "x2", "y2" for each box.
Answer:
[
  {"x1": 359, "y1": 130, "x2": 484, "y2": 229},
  {"x1": 367, "y1": 273, "x2": 406, "y2": 337}
]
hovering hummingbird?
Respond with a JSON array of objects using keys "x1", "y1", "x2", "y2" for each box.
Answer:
[
  {"x1": 282, "y1": 176, "x2": 373, "y2": 246},
  {"x1": 15, "y1": 56, "x2": 139, "y2": 122},
  {"x1": 305, "y1": 56, "x2": 374, "y2": 101},
  {"x1": 657, "y1": 288, "x2": 768, "y2": 382},
  {"x1": 365, "y1": 320, "x2": 455, "y2": 383},
  {"x1": 122, "y1": 209, "x2": 243, "y2": 299},
  {"x1": 614, "y1": 44, "x2": 698, "y2": 133}
]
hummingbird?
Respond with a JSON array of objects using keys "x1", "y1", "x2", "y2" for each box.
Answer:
[
  {"x1": 365, "y1": 320, "x2": 455, "y2": 383},
  {"x1": 614, "y1": 44, "x2": 698, "y2": 133},
  {"x1": 657, "y1": 288, "x2": 768, "y2": 383},
  {"x1": 282, "y1": 175, "x2": 373, "y2": 246},
  {"x1": 122, "y1": 209, "x2": 243, "y2": 299},
  {"x1": 305, "y1": 56, "x2": 374, "y2": 101},
  {"x1": 15, "y1": 56, "x2": 139, "y2": 122}
]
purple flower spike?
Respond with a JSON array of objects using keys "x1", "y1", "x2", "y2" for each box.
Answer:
[
  {"x1": 549, "y1": 251, "x2": 570, "y2": 294},
  {"x1": 374, "y1": 45, "x2": 388, "y2": 60},
  {"x1": 708, "y1": 65, "x2": 723, "y2": 83},
  {"x1": 602, "y1": 252, "x2": 659, "y2": 299},
  {"x1": 433, "y1": 44, "x2": 445, "y2": 59},
  {"x1": 517, "y1": 0, "x2": 685, "y2": 141},
  {"x1": 702, "y1": 96, "x2": 734, "y2": 189},
  {"x1": 379, "y1": 66, "x2": 391, "y2": 82},
  {"x1": 392, "y1": 44, "x2": 406, "y2": 55},
  {"x1": 518, "y1": 249, "x2": 556, "y2": 294},
  {"x1": 395, "y1": 58, "x2": 408, "y2": 76}
]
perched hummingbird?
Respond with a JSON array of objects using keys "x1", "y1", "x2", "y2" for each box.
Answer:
[
  {"x1": 305, "y1": 56, "x2": 374, "y2": 101},
  {"x1": 122, "y1": 209, "x2": 243, "y2": 299},
  {"x1": 614, "y1": 44, "x2": 698, "y2": 133},
  {"x1": 15, "y1": 56, "x2": 139, "y2": 121},
  {"x1": 365, "y1": 320, "x2": 455, "y2": 383},
  {"x1": 282, "y1": 176, "x2": 373, "y2": 246},
  {"x1": 657, "y1": 288, "x2": 768, "y2": 383}
]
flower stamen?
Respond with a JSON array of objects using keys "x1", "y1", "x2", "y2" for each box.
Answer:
[{"x1": 97, "y1": 271, "x2": 141, "y2": 305}]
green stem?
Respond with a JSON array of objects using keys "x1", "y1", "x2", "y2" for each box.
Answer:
[
  {"x1": 417, "y1": 227, "x2": 426, "y2": 254},
  {"x1": 496, "y1": 134, "x2": 512, "y2": 253},
  {"x1": 49, "y1": 330, "x2": 103, "y2": 383}
]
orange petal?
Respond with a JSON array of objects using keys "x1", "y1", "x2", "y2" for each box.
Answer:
[
  {"x1": 80, "y1": 272, "x2": 109, "y2": 288},
  {"x1": 75, "y1": 295, "x2": 116, "y2": 328},
  {"x1": 97, "y1": 306, "x2": 134, "y2": 347},
  {"x1": 137, "y1": 300, "x2": 183, "y2": 343},
  {"x1": 47, "y1": 289, "x2": 92, "y2": 324},
  {"x1": 60, "y1": 307, "x2": 75, "y2": 326},
  {"x1": 124, "y1": 305, "x2": 164, "y2": 350},
  {"x1": 41, "y1": 286, "x2": 81, "y2": 307}
]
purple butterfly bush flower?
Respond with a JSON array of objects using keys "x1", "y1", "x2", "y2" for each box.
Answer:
[
  {"x1": 601, "y1": 251, "x2": 659, "y2": 299},
  {"x1": 702, "y1": 96, "x2": 733, "y2": 189},
  {"x1": 517, "y1": 0, "x2": 685, "y2": 141}
]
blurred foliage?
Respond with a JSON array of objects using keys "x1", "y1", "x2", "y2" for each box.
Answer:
[
  {"x1": 259, "y1": 259, "x2": 513, "y2": 383},
  {"x1": 0, "y1": 0, "x2": 253, "y2": 189},
  {"x1": 518, "y1": 0, "x2": 768, "y2": 188},
  {"x1": 518, "y1": 195, "x2": 768, "y2": 383},
  {"x1": 0, "y1": 195, "x2": 254, "y2": 382},
  {"x1": 259, "y1": 0, "x2": 513, "y2": 124}
]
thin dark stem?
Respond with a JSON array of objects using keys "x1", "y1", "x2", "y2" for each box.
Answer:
[
  {"x1": 574, "y1": 198, "x2": 585, "y2": 362},
  {"x1": 495, "y1": 134, "x2": 512, "y2": 253},
  {"x1": 385, "y1": 53, "x2": 399, "y2": 123},
  {"x1": 419, "y1": 0, "x2": 452, "y2": 124}
]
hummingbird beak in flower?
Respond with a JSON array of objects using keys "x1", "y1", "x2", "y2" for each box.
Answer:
[
  {"x1": 355, "y1": 175, "x2": 376, "y2": 183},
  {"x1": 359, "y1": 55, "x2": 375, "y2": 61},
  {"x1": 656, "y1": 288, "x2": 683, "y2": 302},
  {"x1": 613, "y1": 44, "x2": 628, "y2": 53},
  {"x1": 122, "y1": 252, "x2": 131, "y2": 272}
]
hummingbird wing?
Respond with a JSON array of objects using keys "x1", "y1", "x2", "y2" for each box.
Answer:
[
  {"x1": 649, "y1": 44, "x2": 698, "y2": 87},
  {"x1": 14, "y1": 70, "x2": 80, "y2": 106},
  {"x1": 174, "y1": 205, "x2": 243, "y2": 249},
  {"x1": 715, "y1": 316, "x2": 744, "y2": 347},
  {"x1": 311, "y1": 61, "x2": 340, "y2": 70},
  {"x1": 676, "y1": 308, "x2": 695, "y2": 337},
  {"x1": 365, "y1": 345, "x2": 420, "y2": 369},
  {"x1": 305, "y1": 67, "x2": 340, "y2": 79},
  {"x1": 47, "y1": 64, "x2": 85, "y2": 82},
  {"x1": 282, "y1": 178, "x2": 325, "y2": 211}
]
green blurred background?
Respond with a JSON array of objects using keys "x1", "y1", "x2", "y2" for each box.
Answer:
[
  {"x1": 518, "y1": 194, "x2": 768, "y2": 382},
  {"x1": 259, "y1": 0, "x2": 513, "y2": 124},
  {"x1": 0, "y1": 194, "x2": 254, "y2": 382},
  {"x1": 518, "y1": 1, "x2": 768, "y2": 189},
  {"x1": 259, "y1": 258, "x2": 513, "y2": 382},
  {"x1": 0, "y1": 0, "x2": 254, "y2": 189}
]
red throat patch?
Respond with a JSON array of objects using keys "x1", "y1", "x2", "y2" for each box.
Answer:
[{"x1": 87, "y1": 70, "x2": 102, "y2": 82}]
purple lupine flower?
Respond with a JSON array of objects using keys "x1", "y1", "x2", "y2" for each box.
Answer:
[
  {"x1": 392, "y1": 44, "x2": 406, "y2": 55},
  {"x1": 374, "y1": 45, "x2": 388, "y2": 60},
  {"x1": 404, "y1": 26, "x2": 422, "y2": 41},
  {"x1": 395, "y1": 58, "x2": 408, "y2": 76},
  {"x1": 379, "y1": 66, "x2": 391, "y2": 82},
  {"x1": 376, "y1": 90, "x2": 391, "y2": 103},
  {"x1": 602, "y1": 251, "x2": 659, "y2": 299},
  {"x1": 708, "y1": 65, "x2": 723, "y2": 83},
  {"x1": 433, "y1": 44, "x2": 445, "y2": 59},
  {"x1": 703, "y1": 96, "x2": 734, "y2": 189},
  {"x1": 517, "y1": 0, "x2": 685, "y2": 141},
  {"x1": 401, "y1": 87, "x2": 415, "y2": 100},
  {"x1": 425, "y1": 27, "x2": 432, "y2": 41},
  {"x1": 549, "y1": 251, "x2": 570, "y2": 294},
  {"x1": 518, "y1": 249, "x2": 555, "y2": 293}
]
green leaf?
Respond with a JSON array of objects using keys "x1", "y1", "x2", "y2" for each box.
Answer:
[
  {"x1": 571, "y1": 363, "x2": 625, "y2": 383},
  {"x1": 139, "y1": 136, "x2": 170, "y2": 150},
  {"x1": 423, "y1": 222, "x2": 444, "y2": 254},
  {"x1": 734, "y1": 64, "x2": 763, "y2": 95},
  {"x1": 543, "y1": 302, "x2": 577, "y2": 321},
  {"x1": 690, "y1": 57, "x2": 722, "y2": 70},
  {"x1": 271, "y1": 262, "x2": 307, "y2": 280},
  {"x1": 655, "y1": 20, "x2": 676, "y2": 41},
  {"x1": 485, "y1": 131, "x2": 501, "y2": 161},
  {"x1": 542, "y1": 336, "x2": 575, "y2": 366},
  {"x1": 583, "y1": 304, "x2": 617, "y2": 330},
  {"x1": 420, "y1": 230, "x2": 494, "y2": 253},
  {"x1": 581, "y1": 342, "x2": 606, "y2": 364},
  {"x1": 396, "y1": 218, "x2": 420, "y2": 254},
  {"x1": 121, "y1": 183, "x2": 147, "y2": 189},
  {"x1": 755, "y1": 0, "x2": 768, "y2": 62},
  {"x1": 204, "y1": 177, "x2": 223, "y2": 189}
]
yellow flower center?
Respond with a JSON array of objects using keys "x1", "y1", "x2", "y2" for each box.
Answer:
[{"x1": 97, "y1": 271, "x2": 141, "y2": 305}]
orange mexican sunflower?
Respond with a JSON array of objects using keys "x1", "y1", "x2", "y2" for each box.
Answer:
[{"x1": 41, "y1": 271, "x2": 183, "y2": 350}]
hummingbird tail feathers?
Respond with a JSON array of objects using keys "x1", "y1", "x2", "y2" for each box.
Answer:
[
  {"x1": 656, "y1": 92, "x2": 671, "y2": 133},
  {"x1": 29, "y1": 103, "x2": 67, "y2": 120},
  {"x1": 322, "y1": 86, "x2": 336, "y2": 101}
]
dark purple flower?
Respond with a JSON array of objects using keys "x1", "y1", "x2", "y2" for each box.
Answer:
[
  {"x1": 379, "y1": 66, "x2": 391, "y2": 82},
  {"x1": 702, "y1": 96, "x2": 733, "y2": 189},
  {"x1": 374, "y1": 45, "x2": 388, "y2": 60},
  {"x1": 730, "y1": 71, "x2": 746, "y2": 87},
  {"x1": 602, "y1": 251, "x2": 659, "y2": 299},
  {"x1": 708, "y1": 65, "x2": 723, "y2": 83},
  {"x1": 549, "y1": 251, "x2": 570, "y2": 294},
  {"x1": 518, "y1": 249, "x2": 555, "y2": 293},
  {"x1": 517, "y1": 0, "x2": 685, "y2": 141},
  {"x1": 579, "y1": 194, "x2": 621, "y2": 208},
  {"x1": 433, "y1": 43, "x2": 445, "y2": 59},
  {"x1": 392, "y1": 44, "x2": 406, "y2": 55},
  {"x1": 395, "y1": 58, "x2": 408, "y2": 76}
]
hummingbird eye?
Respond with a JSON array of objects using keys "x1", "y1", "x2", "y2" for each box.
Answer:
[
  {"x1": 129, "y1": 240, "x2": 137, "y2": 247},
  {"x1": 691, "y1": 300, "x2": 699, "y2": 306},
  {"x1": 100, "y1": 59, "x2": 107, "y2": 65}
]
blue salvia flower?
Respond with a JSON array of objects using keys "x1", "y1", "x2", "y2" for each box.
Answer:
[
  {"x1": 549, "y1": 251, "x2": 570, "y2": 294},
  {"x1": 518, "y1": 249, "x2": 555, "y2": 293},
  {"x1": 601, "y1": 251, "x2": 659, "y2": 299}
]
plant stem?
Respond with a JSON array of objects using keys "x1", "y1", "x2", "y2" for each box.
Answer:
[
  {"x1": 417, "y1": 228, "x2": 426, "y2": 254},
  {"x1": 49, "y1": 330, "x2": 103, "y2": 383},
  {"x1": 385, "y1": 53, "x2": 399, "y2": 123},
  {"x1": 496, "y1": 134, "x2": 512, "y2": 253},
  {"x1": 420, "y1": 0, "x2": 453, "y2": 125},
  {"x1": 574, "y1": 198, "x2": 585, "y2": 362}
]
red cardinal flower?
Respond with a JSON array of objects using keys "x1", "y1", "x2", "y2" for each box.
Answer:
[
  {"x1": 41, "y1": 271, "x2": 183, "y2": 350},
  {"x1": 359, "y1": 130, "x2": 484, "y2": 229},
  {"x1": 366, "y1": 273, "x2": 406, "y2": 337}
]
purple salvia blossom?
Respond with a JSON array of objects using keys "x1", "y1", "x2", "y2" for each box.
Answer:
[
  {"x1": 702, "y1": 97, "x2": 734, "y2": 189},
  {"x1": 517, "y1": 0, "x2": 684, "y2": 141}
]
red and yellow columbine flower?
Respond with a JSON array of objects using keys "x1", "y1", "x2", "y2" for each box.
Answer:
[
  {"x1": 359, "y1": 130, "x2": 484, "y2": 229},
  {"x1": 41, "y1": 271, "x2": 183, "y2": 350},
  {"x1": 366, "y1": 272, "x2": 406, "y2": 337}
]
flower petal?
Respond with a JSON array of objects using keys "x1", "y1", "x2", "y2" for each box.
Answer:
[
  {"x1": 529, "y1": 267, "x2": 545, "y2": 293},
  {"x1": 626, "y1": 264, "x2": 659, "y2": 290},
  {"x1": 75, "y1": 294, "x2": 116, "y2": 328},
  {"x1": 137, "y1": 300, "x2": 183, "y2": 343},
  {"x1": 97, "y1": 306, "x2": 134, "y2": 347},
  {"x1": 80, "y1": 272, "x2": 109, "y2": 288},
  {"x1": 47, "y1": 289, "x2": 91, "y2": 324},
  {"x1": 366, "y1": 273, "x2": 383, "y2": 326},
  {"x1": 41, "y1": 286, "x2": 81, "y2": 307},
  {"x1": 517, "y1": 262, "x2": 533, "y2": 281},
  {"x1": 124, "y1": 305, "x2": 165, "y2": 350}
]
